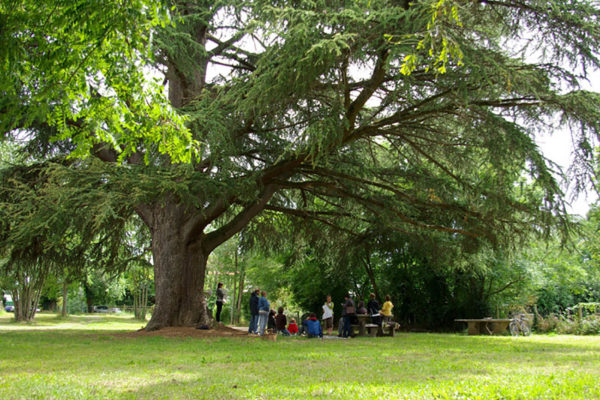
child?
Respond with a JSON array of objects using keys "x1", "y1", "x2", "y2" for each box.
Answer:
[
  {"x1": 288, "y1": 318, "x2": 299, "y2": 335},
  {"x1": 275, "y1": 306, "x2": 291, "y2": 336},
  {"x1": 267, "y1": 309, "x2": 277, "y2": 333},
  {"x1": 304, "y1": 312, "x2": 323, "y2": 338}
]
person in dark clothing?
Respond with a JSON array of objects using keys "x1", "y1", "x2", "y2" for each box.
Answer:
[
  {"x1": 267, "y1": 309, "x2": 277, "y2": 333},
  {"x1": 275, "y1": 306, "x2": 290, "y2": 336},
  {"x1": 342, "y1": 293, "x2": 355, "y2": 338},
  {"x1": 304, "y1": 312, "x2": 323, "y2": 338},
  {"x1": 215, "y1": 282, "x2": 225, "y2": 323},
  {"x1": 248, "y1": 288, "x2": 260, "y2": 334},
  {"x1": 367, "y1": 293, "x2": 381, "y2": 326}
]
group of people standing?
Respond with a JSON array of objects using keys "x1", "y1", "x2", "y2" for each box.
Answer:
[
  {"x1": 338, "y1": 293, "x2": 394, "y2": 338},
  {"x1": 246, "y1": 288, "x2": 394, "y2": 339},
  {"x1": 247, "y1": 289, "x2": 303, "y2": 336},
  {"x1": 248, "y1": 288, "x2": 282, "y2": 336},
  {"x1": 216, "y1": 282, "x2": 394, "y2": 339}
]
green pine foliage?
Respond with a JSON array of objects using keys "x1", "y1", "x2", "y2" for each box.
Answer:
[
  {"x1": 3, "y1": 0, "x2": 600, "y2": 326},
  {"x1": 4, "y1": 0, "x2": 600, "y2": 243},
  {"x1": 0, "y1": 0, "x2": 194, "y2": 162}
]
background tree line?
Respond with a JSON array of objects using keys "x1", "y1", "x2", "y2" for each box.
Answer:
[{"x1": 6, "y1": 199, "x2": 599, "y2": 333}]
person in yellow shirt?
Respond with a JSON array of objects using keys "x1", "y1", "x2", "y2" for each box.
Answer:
[{"x1": 380, "y1": 295, "x2": 394, "y2": 323}]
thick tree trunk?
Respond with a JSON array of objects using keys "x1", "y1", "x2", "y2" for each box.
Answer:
[{"x1": 144, "y1": 203, "x2": 212, "y2": 331}]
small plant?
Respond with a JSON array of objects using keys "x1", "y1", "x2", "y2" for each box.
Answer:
[
  {"x1": 576, "y1": 315, "x2": 600, "y2": 335},
  {"x1": 535, "y1": 311, "x2": 600, "y2": 335}
]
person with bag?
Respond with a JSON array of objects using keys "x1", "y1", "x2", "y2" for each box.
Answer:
[
  {"x1": 257, "y1": 291, "x2": 270, "y2": 336},
  {"x1": 342, "y1": 293, "x2": 355, "y2": 338}
]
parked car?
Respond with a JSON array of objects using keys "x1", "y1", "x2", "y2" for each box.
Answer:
[
  {"x1": 4, "y1": 305, "x2": 39, "y2": 312},
  {"x1": 3, "y1": 294, "x2": 14, "y2": 312},
  {"x1": 93, "y1": 305, "x2": 109, "y2": 313},
  {"x1": 109, "y1": 307, "x2": 122, "y2": 313}
]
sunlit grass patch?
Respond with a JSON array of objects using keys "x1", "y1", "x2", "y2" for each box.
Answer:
[
  {"x1": 1, "y1": 318, "x2": 599, "y2": 399},
  {"x1": 0, "y1": 312, "x2": 145, "y2": 331}
]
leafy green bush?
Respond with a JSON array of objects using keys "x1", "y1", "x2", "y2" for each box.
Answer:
[
  {"x1": 535, "y1": 314, "x2": 560, "y2": 333},
  {"x1": 577, "y1": 316, "x2": 600, "y2": 335},
  {"x1": 536, "y1": 314, "x2": 600, "y2": 335}
]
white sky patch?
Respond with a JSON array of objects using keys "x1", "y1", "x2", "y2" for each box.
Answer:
[
  {"x1": 537, "y1": 69, "x2": 600, "y2": 217},
  {"x1": 538, "y1": 133, "x2": 597, "y2": 216}
]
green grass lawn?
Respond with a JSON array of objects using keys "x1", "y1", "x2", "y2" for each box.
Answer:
[{"x1": 1, "y1": 313, "x2": 599, "y2": 399}]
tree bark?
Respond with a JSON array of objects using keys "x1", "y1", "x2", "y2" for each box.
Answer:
[
  {"x1": 235, "y1": 263, "x2": 245, "y2": 325},
  {"x1": 144, "y1": 202, "x2": 212, "y2": 331},
  {"x1": 362, "y1": 252, "x2": 381, "y2": 302},
  {"x1": 61, "y1": 281, "x2": 68, "y2": 317},
  {"x1": 231, "y1": 250, "x2": 238, "y2": 325},
  {"x1": 83, "y1": 279, "x2": 93, "y2": 313},
  {"x1": 133, "y1": 282, "x2": 139, "y2": 319},
  {"x1": 141, "y1": 266, "x2": 149, "y2": 320}
]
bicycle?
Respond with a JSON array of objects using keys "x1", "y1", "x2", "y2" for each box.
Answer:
[{"x1": 509, "y1": 313, "x2": 531, "y2": 336}]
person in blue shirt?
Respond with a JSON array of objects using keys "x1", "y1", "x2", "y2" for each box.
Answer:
[
  {"x1": 257, "y1": 291, "x2": 270, "y2": 336},
  {"x1": 304, "y1": 312, "x2": 323, "y2": 338}
]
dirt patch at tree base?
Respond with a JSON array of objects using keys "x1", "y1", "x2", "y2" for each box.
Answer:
[{"x1": 116, "y1": 325, "x2": 251, "y2": 339}]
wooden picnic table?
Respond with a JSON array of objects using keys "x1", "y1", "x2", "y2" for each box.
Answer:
[
  {"x1": 350, "y1": 314, "x2": 367, "y2": 336},
  {"x1": 351, "y1": 314, "x2": 394, "y2": 337},
  {"x1": 454, "y1": 318, "x2": 512, "y2": 335}
]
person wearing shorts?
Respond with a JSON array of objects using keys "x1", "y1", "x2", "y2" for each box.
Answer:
[{"x1": 322, "y1": 295, "x2": 334, "y2": 335}]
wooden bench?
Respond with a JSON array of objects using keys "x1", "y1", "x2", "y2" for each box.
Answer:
[
  {"x1": 454, "y1": 318, "x2": 511, "y2": 335},
  {"x1": 365, "y1": 323, "x2": 379, "y2": 337},
  {"x1": 350, "y1": 314, "x2": 378, "y2": 337},
  {"x1": 379, "y1": 321, "x2": 396, "y2": 337},
  {"x1": 350, "y1": 315, "x2": 396, "y2": 337}
]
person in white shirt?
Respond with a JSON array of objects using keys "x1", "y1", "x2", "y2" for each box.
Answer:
[{"x1": 322, "y1": 295, "x2": 334, "y2": 335}]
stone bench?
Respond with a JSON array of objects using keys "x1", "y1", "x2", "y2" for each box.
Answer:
[
  {"x1": 379, "y1": 322, "x2": 396, "y2": 337},
  {"x1": 454, "y1": 318, "x2": 512, "y2": 335},
  {"x1": 365, "y1": 323, "x2": 379, "y2": 337}
]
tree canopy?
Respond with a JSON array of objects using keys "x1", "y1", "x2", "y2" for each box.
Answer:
[{"x1": 2, "y1": 0, "x2": 600, "y2": 329}]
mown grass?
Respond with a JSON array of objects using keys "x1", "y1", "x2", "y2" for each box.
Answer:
[{"x1": 1, "y1": 314, "x2": 599, "y2": 399}]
